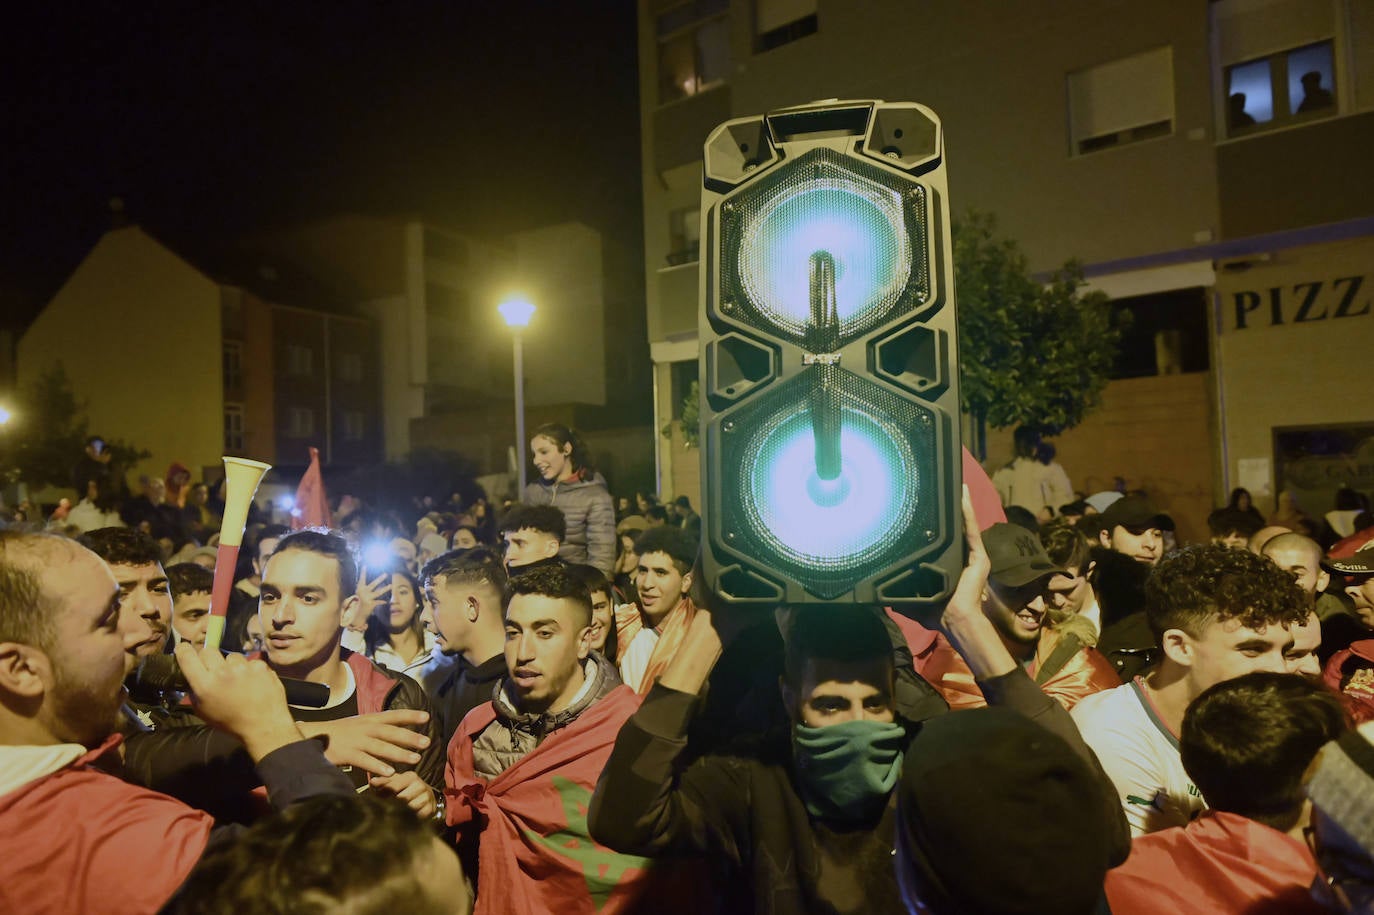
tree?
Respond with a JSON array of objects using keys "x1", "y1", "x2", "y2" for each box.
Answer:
[
  {"x1": 660, "y1": 379, "x2": 700, "y2": 450},
  {"x1": 0, "y1": 364, "x2": 149, "y2": 492},
  {"x1": 954, "y1": 210, "x2": 1128, "y2": 459}
]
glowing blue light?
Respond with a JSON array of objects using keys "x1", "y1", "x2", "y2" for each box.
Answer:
[
  {"x1": 738, "y1": 178, "x2": 910, "y2": 336},
  {"x1": 743, "y1": 406, "x2": 918, "y2": 566}
]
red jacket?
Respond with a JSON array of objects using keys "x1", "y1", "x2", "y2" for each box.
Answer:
[
  {"x1": 1105, "y1": 810, "x2": 1324, "y2": 914},
  {"x1": 0, "y1": 736, "x2": 213, "y2": 915},
  {"x1": 446, "y1": 685, "x2": 656, "y2": 915}
]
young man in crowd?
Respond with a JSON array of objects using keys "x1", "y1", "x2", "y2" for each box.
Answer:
[
  {"x1": 1072, "y1": 544, "x2": 1309, "y2": 836},
  {"x1": 1105, "y1": 672, "x2": 1345, "y2": 914},
  {"x1": 226, "y1": 523, "x2": 289, "y2": 653},
  {"x1": 1323, "y1": 544, "x2": 1374, "y2": 657},
  {"x1": 589, "y1": 491, "x2": 1129, "y2": 914},
  {"x1": 79, "y1": 527, "x2": 172, "y2": 674},
  {"x1": 445, "y1": 563, "x2": 658, "y2": 914},
  {"x1": 498, "y1": 503, "x2": 565, "y2": 571},
  {"x1": 920, "y1": 522, "x2": 1118, "y2": 711},
  {"x1": 417, "y1": 546, "x2": 510, "y2": 750},
  {"x1": 1039, "y1": 518, "x2": 1100, "y2": 637},
  {"x1": 1097, "y1": 494, "x2": 1174, "y2": 566},
  {"x1": 1207, "y1": 507, "x2": 1262, "y2": 551},
  {"x1": 614, "y1": 525, "x2": 697, "y2": 693},
  {"x1": 568, "y1": 562, "x2": 617, "y2": 659},
  {"x1": 166, "y1": 561, "x2": 214, "y2": 650},
  {"x1": 0, "y1": 530, "x2": 355, "y2": 913},
  {"x1": 120, "y1": 530, "x2": 444, "y2": 821},
  {"x1": 1261, "y1": 532, "x2": 1327, "y2": 678}
]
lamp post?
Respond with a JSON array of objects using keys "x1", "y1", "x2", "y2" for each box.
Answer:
[{"x1": 497, "y1": 297, "x2": 536, "y2": 492}]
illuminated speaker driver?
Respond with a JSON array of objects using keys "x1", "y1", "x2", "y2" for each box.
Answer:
[
  {"x1": 719, "y1": 369, "x2": 940, "y2": 599},
  {"x1": 724, "y1": 147, "x2": 927, "y2": 345}
]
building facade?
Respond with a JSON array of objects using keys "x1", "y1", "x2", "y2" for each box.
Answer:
[
  {"x1": 18, "y1": 226, "x2": 383, "y2": 491},
  {"x1": 637, "y1": 0, "x2": 1374, "y2": 538}
]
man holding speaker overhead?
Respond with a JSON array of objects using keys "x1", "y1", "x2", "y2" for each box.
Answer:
[{"x1": 588, "y1": 491, "x2": 1129, "y2": 914}]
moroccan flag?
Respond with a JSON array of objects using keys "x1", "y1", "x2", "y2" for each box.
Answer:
[
  {"x1": 292, "y1": 447, "x2": 332, "y2": 530},
  {"x1": 963, "y1": 446, "x2": 1007, "y2": 530},
  {"x1": 446, "y1": 687, "x2": 660, "y2": 915}
]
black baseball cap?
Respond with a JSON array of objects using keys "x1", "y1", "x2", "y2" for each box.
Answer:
[
  {"x1": 983, "y1": 523, "x2": 1064, "y2": 588},
  {"x1": 1099, "y1": 495, "x2": 1174, "y2": 534},
  {"x1": 1321, "y1": 545, "x2": 1374, "y2": 577}
]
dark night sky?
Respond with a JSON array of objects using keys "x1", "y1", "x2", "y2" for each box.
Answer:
[{"x1": 0, "y1": 1, "x2": 643, "y2": 330}]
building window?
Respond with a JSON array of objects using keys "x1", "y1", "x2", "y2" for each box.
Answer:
[
  {"x1": 288, "y1": 407, "x2": 315, "y2": 438},
  {"x1": 658, "y1": 0, "x2": 730, "y2": 104},
  {"x1": 287, "y1": 344, "x2": 313, "y2": 376},
  {"x1": 223, "y1": 340, "x2": 243, "y2": 392},
  {"x1": 425, "y1": 282, "x2": 471, "y2": 321},
  {"x1": 224, "y1": 404, "x2": 245, "y2": 452},
  {"x1": 337, "y1": 352, "x2": 362, "y2": 383},
  {"x1": 755, "y1": 0, "x2": 816, "y2": 52},
  {"x1": 667, "y1": 207, "x2": 701, "y2": 266},
  {"x1": 1067, "y1": 47, "x2": 1174, "y2": 155},
  {"x1": 1224, "y1": 40, "x2": 1336, "y2": 135},
  {"x1": 342, "y1": 411, "x2": 365, "y2": 441}
]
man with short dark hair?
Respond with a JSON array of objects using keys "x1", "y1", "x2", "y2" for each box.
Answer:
[
  {"x1": 567, "y1": 562, "x2": 617, "y2": 659},
  {"x1": 497, "y1": 504, "x2": 566, "y2": 571},
  {"x1": 121, "y1": 530, "x2": 444, "y2": 821},
  {"x1": 1262, "y1": 532, "x2": 1327, "y2": 679},
  {"x1": 1105, "y1": 672, "x2": 1346, "y2": 913},
  {"x1": 590, "y1": 493, "x2": 1130, "y2": 914},
  {"x1": 417, "y1": 547, "x2": 510, "y2": 750},
  {"x1": 1072, "y1": 544, "x2": 1309, "y2": 835},
  {"x1": 79, "y1": 527, "x2": 172, "y2": 674},
  {"x1": 1097, "y1": 494, "x2": 1174, "y2": 566},
  {"x1": 444, "y1": 563, "x2": 655, "y2": 913},
  {"x1": 1207, "y1": 507, "x2": 1263, "y2": 550},
  {"x1": 615, "y1": 525, "x2": 697, "y2": 693},
  {"x1": 166, "y1": 562, "x2": 214, "y2": 650},
  {"x1": 0, "y1": 531, "x2": 355, "y2": 913},
  {"x1": 170, "y1": 793, "x2": 472, "y2": 915}
]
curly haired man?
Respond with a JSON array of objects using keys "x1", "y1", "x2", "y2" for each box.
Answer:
[{"x1": 1071, "y1": 544, "x2": 1310, "y2": 836}]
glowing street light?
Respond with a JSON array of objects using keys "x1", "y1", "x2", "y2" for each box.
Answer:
[
  {"x1": 0, "y1": 406, "x2": 11, "y2": 425},
  {"x1": 498, "y1": 297, "x2": 536, "y2": 491}
]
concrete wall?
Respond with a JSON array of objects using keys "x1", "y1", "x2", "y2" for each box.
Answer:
[{"x1": 17, "y1": 227, "x2": 222, "y2": 489}]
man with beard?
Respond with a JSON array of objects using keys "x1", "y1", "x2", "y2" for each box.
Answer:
[{"x1": 0, "y1": 531, "x2": 354, "y2": 913}]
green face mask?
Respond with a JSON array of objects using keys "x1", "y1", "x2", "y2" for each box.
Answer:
[{"x1": 793, "y1": 718, "x2": 905, "y2": 823}]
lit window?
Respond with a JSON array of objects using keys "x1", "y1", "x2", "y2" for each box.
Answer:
[
  {"x1": 1067, "y1": 47, "x2": 1174, "y2": 156},
  {"x1": 224, "y1": 404, "x2": 245, "y2": 452},
  {"x1": 658, "y1": 0, "x2": 730, "y2": 104},
  {"x1": 1224, "y1": 41, "x2": 1336, "y2": 135}
]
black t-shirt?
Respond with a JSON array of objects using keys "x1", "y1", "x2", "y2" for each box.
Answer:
[{"x1": 290, "y1": 690, "x2": 364, "y2": 788}]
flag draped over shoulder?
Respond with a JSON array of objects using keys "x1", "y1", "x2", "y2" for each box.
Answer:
[
  {"x1": 292, "y1": 447, "x2": 332, "y2": 530},
  {"x1": 446, "y1": 687, "x2": 653, "y2": 915}
]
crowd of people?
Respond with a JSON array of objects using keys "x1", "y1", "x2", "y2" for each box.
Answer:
[{"x1": 2, "y1": 420, "x2": 1374, "y2": 913}]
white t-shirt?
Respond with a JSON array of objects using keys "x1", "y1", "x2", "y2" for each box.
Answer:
[
  {"x1": 617, "y1": 626, "x2": 661, "y2": 693},
  {"x1": 1071, "y1": 677, "x2": 1205, "y2": 836}
]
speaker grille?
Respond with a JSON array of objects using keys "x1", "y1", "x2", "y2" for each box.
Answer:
[
  {"x1": 722, "y1": 147, "x2": 929, "y2": 346},
  {"x1": 719, "y1": 368, "x2": 941, "y2": 598}
]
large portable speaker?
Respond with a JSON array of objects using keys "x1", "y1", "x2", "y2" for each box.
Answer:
[{"x1": 698, "y1": 99, "x2": 962, "y2": 621}]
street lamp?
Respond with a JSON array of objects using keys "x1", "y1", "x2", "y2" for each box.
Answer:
[{"x1": 498, "y1": 297, "x2": 536, "y2": 492}]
